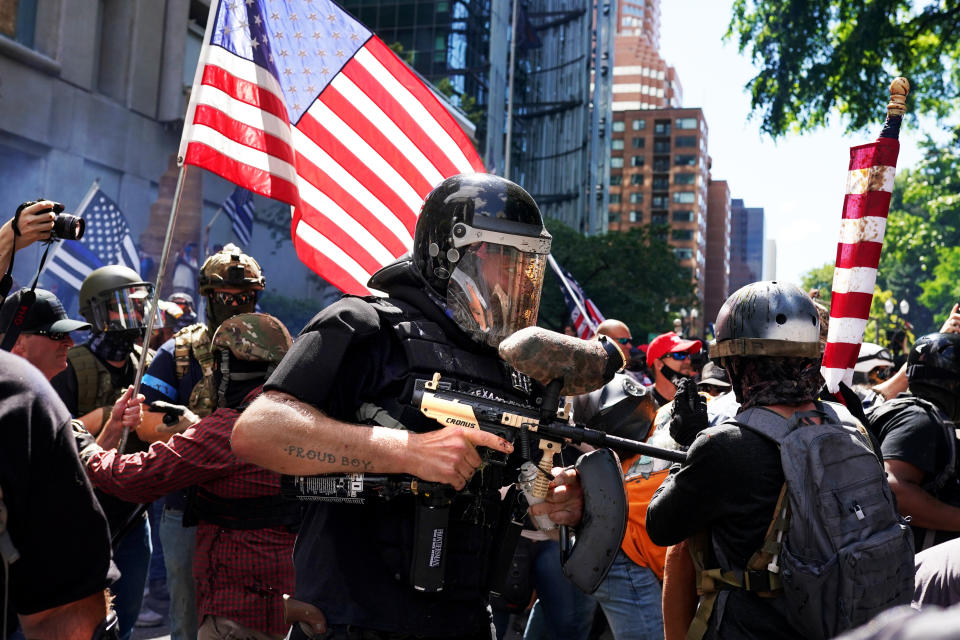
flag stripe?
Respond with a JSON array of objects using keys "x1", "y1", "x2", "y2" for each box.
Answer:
[
  {"x1": 835, "y1": 241, "x2": 883, "y2": 270},
  {"x1": 328, "y1": 74, "x2": 443, "y2": 192},
  {"x1": 842, "y1": 191, "x2": 893, "y2": 220},
  {"x1": 185, "y1": 141, "x2": 299, "y2": 204},
  {"x1": 296, "y1": 107, "x2": 418, "y2": 234},
  {"x1": 294, "y1": 149, "x2": 409, "y2": 261},
  {"x1": 293, "y1": 218, "x2": 371, "y2": 294},
  {"x1": 846, "y1": 166, "x2": 896, "y2": 195},
  {"x1": 837, "y1": 216, "x2": 887, "y2": 244},
  {"x1": 295, "y1": 173, "x2": 399, "y2": 268},
  {"x1": 361, "y1": 38, "x2": 482, "y2": 172},
  {"x1": 291, "y1": 124, "x2": 413, "y2": 252},
  {"x1": 193, "y1": 103, "x2": 296, "y2": 166},
  {"x1": 342, "y1": 57, "x2": 463, "y2": 179},
  {"x1": 829, "y1": 291, "x2": 874, "y2": 319},
  {"x1": 826, "y1": 317, "x2": 870, "y2": 344},
  {"x1": 849, "y1": 139, "x2": 900, "y2": 170},
  {"x1": 201, "y1": 64, "x2": 289, "y2": 124},
  {"x1": 831, "y1": 266, "x2": 878, "y2": 295},
  {"x1": 823, "y1": 341, "x2": 862, "y2": 369},
  {"x1": 185, "y1": 124, "x2": 298, "y2": 191}
]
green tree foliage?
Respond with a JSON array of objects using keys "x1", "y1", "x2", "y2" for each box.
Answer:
[
  {"x1": 537, "y1": 221, "x2": 696, "y2": 339},
  {"x1": 727, "y1": 0, "x2": 960, "y2": 136},
  {"x1": 919, "y1": 246, "x2": 960, "y2": 328},
  {"x1": 800, "y1": 262, "x2": 835, "y2": 308}
]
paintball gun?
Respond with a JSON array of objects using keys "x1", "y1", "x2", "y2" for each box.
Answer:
[{"x1": 283, "y1": 327, "x2": 686, "y2": 594}]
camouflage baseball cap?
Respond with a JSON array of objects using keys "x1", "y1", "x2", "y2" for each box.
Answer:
[{"x1": 211, "y1": 312, "x2": 292, "y2": 364}]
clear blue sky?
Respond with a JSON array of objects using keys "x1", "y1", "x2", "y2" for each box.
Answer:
[{"x1": 659, "y1": 0, "x2": 924, "y2": 286}]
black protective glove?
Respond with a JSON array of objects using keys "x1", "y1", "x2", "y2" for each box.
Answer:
[{"x1": 669, "y1": 377, "x2": 708, "y2": 447}]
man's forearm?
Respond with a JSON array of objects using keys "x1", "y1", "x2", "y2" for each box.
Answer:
[
  {"x1": 889, "y1": 479, "x2": 960, "y2": 530},
  {"x1": 232, "y1": 391, "x2": 410, "y2": 476}
]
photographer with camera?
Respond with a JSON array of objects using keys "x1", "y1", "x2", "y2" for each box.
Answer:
[{"x1": 0, "y1": 200, "x2": 83, "y2": 281}]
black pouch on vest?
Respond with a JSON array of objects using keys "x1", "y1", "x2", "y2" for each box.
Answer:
[{"x1": 410, "y1": 494, "x2": 451, "y2": 592}]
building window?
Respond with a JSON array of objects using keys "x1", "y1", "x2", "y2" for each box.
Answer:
[
  {"x1": 674, "y1": 248, "x2": 694, "y2": 260},
  {"x1": 608, "y1": 211, "x2": 620, "y2": 223},
  {"x1": 672, "y1": 229, "x2": 694, "y2": 240},
  {"x1": 632, "y1": 137, "x2": 645, "y2": 148},
  {"x1": 629, "y1": 192, "x2": 643, "y2": 204},
  {"x1": 652, "y1": 212, "x2": 668, "y2": 224},
  {"x1": 675, "y1": 136, "x2": 697, "y2": 147},
  {"x1": 630, "y1": 174, "x2": 644, "y2": 186},
  {"x1": 652, "y1": 176, "x2": 668, "y2": 189},
  {"x1": 673, "y1": 210, "x2": 695, "y2": 222},
  {"x1": 611, "y1": 139, "x2": 624, "y2": 150},
  {"x1": 654, "y1": 120, "x2": 671, "y2": 135},
  {"x1": 675, "y1": 117, "x2": 697, "y2": 129},
  {"x1": 653, "y1": 140, "x2": 671, "y2": 153},
  {"x1": 610, "y1": 193, "x2": 622, "y2": 204},
  {"x1": 674, "y1": 173, "x2": 696, "y2": 185},
  {"x1": 610, "y1": 157, "x2": 624, "y2": 168},
  {"x1": 632, "y1": 119, "x2": 646, "y2": 130},
  {"x1": 609, "y1": 174, "x2": 623, "y2": 185},
  {"x1": 652, "y1": 195, "x2": 668, "y2": 208},
  {"x1": 653, "y1": 158, "x2": 669, "y2": 172},
  {"x1": 0, "y1": 0, "x2": 37, "y2": 47},
  {"x1": 673, "y1": 192, "x2": 695, "y2": 204},
  {"x1": 629, "y1": 210, "x2": 640, "y2": 223},
  {"x1": 612, "y1": 121, "x2": 626, "y2": 132},
  {"x1": 631, "y1": 155, "x2": 645, "y2": 167},
  {"x1": 674, "y1": 155, "x2": 697, "y2": 166}
]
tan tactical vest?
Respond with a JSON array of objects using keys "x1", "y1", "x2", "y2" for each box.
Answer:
[
  {"x1": 173, "y1": 323, "x2": 217, "y2": 417},
  {"x1": 69, "y1": 344, "x2": 149, "y2": 417}
]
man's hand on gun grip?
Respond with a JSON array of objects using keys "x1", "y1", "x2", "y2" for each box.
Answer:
[
  {"x1": 669, "y1": 377, "x2": 708, "y2": 448},
  {"x1": 148, "y1": 401, "x2": 200, "y2": 435},
  {"x1": 529, "y1": 466, "x2": 583, "y2": 527},
  {"x1": 408, "y1": 426, "x2": 513, "y2": 490}
]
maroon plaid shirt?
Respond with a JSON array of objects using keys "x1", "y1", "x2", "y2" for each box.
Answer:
[{"x1": 85, "y1": 389, "x2": 295, "y2": 634}]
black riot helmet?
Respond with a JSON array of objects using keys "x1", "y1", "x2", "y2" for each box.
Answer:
[
  {"x1": 907, "y1": 332, "x2": 960, "y2": 420},
  {"x1": 412, "y1": 174, "x2": 552, "y2": 347},
  {"x1": 710, "y1": 281, "x2": 821, "y2": 361}
]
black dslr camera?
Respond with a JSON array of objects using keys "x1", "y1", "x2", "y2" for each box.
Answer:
[{"x1": 16, "y1": 200, "x2": 85, "y2": 241}]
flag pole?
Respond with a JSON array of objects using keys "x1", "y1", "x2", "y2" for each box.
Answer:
[
  {"x1": 38, "y1": 179, "x2": 102, "y2": 281},
  {"x1": 121, "y1": 164, "x2": 189, "y2": 454},
  {"x1": 202, "y1": 207, "x2": 224, "y2": 261},
  {"x1": 546, "y1": 254, "x2": 597, "y2": 333}
]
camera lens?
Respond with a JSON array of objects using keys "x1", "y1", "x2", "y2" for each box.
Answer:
[{"x1": 52, "y1": 213, "x2": 85, "y2": 241}]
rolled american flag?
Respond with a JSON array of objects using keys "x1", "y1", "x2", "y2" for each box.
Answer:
[{"x1": 821, "y1": 78, "x2": 910, "y2": 392}]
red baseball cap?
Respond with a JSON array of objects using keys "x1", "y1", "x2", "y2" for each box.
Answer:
[{"x1": 646, "y1": 332, "x2": 702, "y2": 367}]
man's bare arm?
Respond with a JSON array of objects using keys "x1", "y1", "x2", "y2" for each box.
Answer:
[
  {"x1": 886, "y1": 459, "x2": 960, "y2": 530},
  {"x1": 19, "y1": 590, "x2": 111, "y2": 640},
  {"x1": 231, "y1": 390, "x2": 513, "y2": 490},
  {"x1": 0, "y1": 201, "x2": 56, "y2": 274}
]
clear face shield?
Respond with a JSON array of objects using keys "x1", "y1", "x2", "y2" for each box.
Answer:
[
  {"x1": 90, "y1": 284, "x2": 154, "y2": 334},
  {"x1": 446, "y1": 242, "x2": 547, "y2": 348}
]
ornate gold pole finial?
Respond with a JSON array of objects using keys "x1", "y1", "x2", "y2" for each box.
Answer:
[{"x1": 887, "y1": 77, "x2": 910, "y2": 117}]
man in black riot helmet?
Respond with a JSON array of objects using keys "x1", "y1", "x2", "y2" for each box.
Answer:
[
  {"x1": 867, "y1": 332, "x2": 960, "y2": 551},
  {"x1": 232, "y1": 174, "x2": 584, "y2": 639}
]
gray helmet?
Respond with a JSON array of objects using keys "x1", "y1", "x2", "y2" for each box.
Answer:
[
  {"x1": 79, "y1": 265, "x2": 154, "y2": 335},
  {"x1": 710, "y1": 281, "x2": 820, "y2": 360}
]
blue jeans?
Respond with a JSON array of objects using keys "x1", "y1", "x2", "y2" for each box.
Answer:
[
  {"x1": 160, "y1": 507, "x2": 198, "y2": 640},
  {"x1": 592, "y1": 550, "x2": 663, "y2": 640},
  {"x1": 523, "y1": 540, "x2": 596, "y2": 640},
  {"x1": 148, "y1": 501, "x2": 166, "y2": 584},
  {"x1": 113, "y1": 517, "x2": 152, "y2": 640}
]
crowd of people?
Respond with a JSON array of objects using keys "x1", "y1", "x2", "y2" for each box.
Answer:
[{"x1": 3, "y1": 177, "x2": 960, "y2": 640}]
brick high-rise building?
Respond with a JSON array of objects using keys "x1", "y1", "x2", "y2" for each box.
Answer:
[
  {"x1": 608, "y1": 107, "x2": 710, "y2": 314},
  {"x1": 612, "y1": 0, "x2": 682, "y2": 112},
  {"x1": 705, "y1": 179, "x2": 731, "y2": 325},
  {"x1": 729, "y1": 198, "x2": 766, "y2": 291}
]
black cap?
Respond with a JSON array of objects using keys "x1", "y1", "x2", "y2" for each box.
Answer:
[{"x1": 0, "y1": 288, "x2": 91, "y2": 335}]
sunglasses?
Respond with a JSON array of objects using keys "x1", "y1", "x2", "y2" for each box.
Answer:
[
  {"x1": 663, "y1": 352, "x2": 690, "y2": 361},
  {"x1": 615, "y1": 337, "x2": 632, "y2": 345},
  {"x1": 211, "y1": 291, "x2": 257, "y2": 306},
  {"x1": 27, "y1": 330, "x2": 70, "y2": 341}
]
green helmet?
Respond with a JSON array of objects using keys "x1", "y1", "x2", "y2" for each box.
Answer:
[
  {"x1": 78, "y1": 265, "x2": 154, "y2": 334},
  {"x1": 211, "y1": 312, "x2": 292, "y2": 364},
  {"x1": 198, "y1": 243, "x2": 265, "y2": 294}
]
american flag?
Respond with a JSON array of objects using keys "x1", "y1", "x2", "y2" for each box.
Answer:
[
  {"x1": 42, "y1": 188, "x2": 140, "y2": 292},
  {"x1": 547, "y1": 254, "x2": 605, "y2": 339},
  {"x1": 222, "y1": 186, "x2": 255, "y2": 245},
  {"x1": 821, "y1": 132, "x2": 900, "y2": 392},
  {"x1": 178, "y1": 0, "x2": 484, "y2": 295}
]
